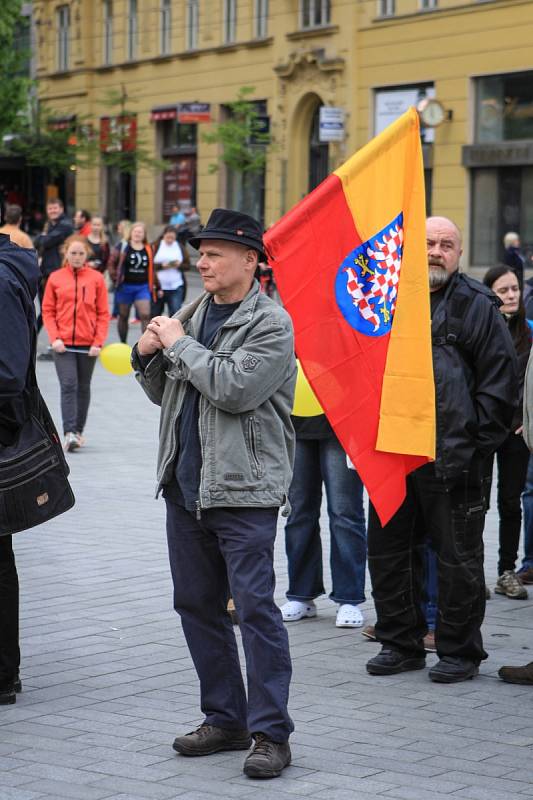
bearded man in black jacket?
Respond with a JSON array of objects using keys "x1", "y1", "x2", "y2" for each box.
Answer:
[{"x1": 366, "y1": 216, "x2": 518, "y2": 684}]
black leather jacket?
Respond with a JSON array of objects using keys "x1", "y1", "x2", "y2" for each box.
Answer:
[{"x1": 431, "y1": 271, "x2": 518, "y2": 480}]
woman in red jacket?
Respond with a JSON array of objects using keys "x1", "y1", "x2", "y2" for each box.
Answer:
[{"x1": 42, "y1": 235, "x2": 110, "y2": 452}]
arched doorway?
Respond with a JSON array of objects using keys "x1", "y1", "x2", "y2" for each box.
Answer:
[
  {"x1": 287, "y1": 92, "x2": 329, "y2": 207},
  {"x1": 308, "y1": 104, "x2": 329, "y2": 192}
]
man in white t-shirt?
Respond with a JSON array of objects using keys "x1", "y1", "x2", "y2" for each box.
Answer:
[{"x1": 152, "y1": 225, "x2": 185, "y2": 316}]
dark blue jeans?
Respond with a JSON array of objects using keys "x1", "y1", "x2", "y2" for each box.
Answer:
[
  {"x1": 519, "y1": 455, "x2": 533, "y2": 571},
  {"x1": 285, "y1": 436, "x2": 366, "y2": 605},
  {"x1": 165, "y1": 500, "x2": 293, "y2": 743},
  {"x1": 151, "y1": 285, "x2": 185, "y2": 318},
  {"x1": 422, "y1": 546, "x2": 438, "y2": 631}
]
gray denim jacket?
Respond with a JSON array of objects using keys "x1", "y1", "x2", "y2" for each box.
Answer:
[{"x1": 132, "y1": 281, "x2": 297, "y2": 514}]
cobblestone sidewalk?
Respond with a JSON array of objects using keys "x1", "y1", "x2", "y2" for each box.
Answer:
[{"x1": 1, "y1": 309, "x2": 532, "y2": 800}]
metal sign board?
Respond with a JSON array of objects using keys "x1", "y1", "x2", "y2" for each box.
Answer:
[
  {"x1": 319, "y1": 107, "x2": 345, "y2": 142},
  {"x1": 177, "y1": 103, "x2": 211, "y2": 123}
]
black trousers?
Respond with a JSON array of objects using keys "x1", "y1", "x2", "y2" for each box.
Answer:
[
  {"x1": 489, "y1": 433, "x2": 531, "y2": 575},
  {"x1": 368, "y1": 462, "x2": 488, "y2": 664},
  {"x1": 0, "y1": 535, "x2": 20, "y2": 685}
]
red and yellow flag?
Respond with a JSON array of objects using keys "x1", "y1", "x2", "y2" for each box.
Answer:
[{"x1": 264, "y1": 108, "x2": 435, "y2": 525}]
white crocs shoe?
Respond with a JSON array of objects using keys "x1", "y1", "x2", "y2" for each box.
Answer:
[
  {"x1": 280, "y1": 600, "x2": 317, "y2": 622},
  {"x1": 336, "y1": 603, "x2": 364, "y2": 628}
]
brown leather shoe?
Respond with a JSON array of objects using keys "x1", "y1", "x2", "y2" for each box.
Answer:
[
  {"x1": 498, "y1": 662, "x2": 533, "y2": 685},
  {"x1": 424, "y1": 631, "x2": 437, "y2": 653},
  {"x1": 518, "y1": 568, "x2": 533, "y2": 585},
  {"x1": 243, "y1": 734, "x2": 291, "y2": 778},
  {"x1": 361, "y1": 625, "x2": 377, "y2": 641},
  {"x1": 173, "y1": 723, "x2": 252, "y2": 756}
]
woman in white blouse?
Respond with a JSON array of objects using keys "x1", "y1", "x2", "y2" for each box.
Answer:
[{"x1": 152, "y1": 225, "x2": 186, "y2": 316}]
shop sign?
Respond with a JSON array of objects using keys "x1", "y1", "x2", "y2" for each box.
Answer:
[
  {"x1": 151, "y1": 107, "x2": 178, "y2": 122},
  {"x1": 177, "y1": 103, "x2": 211, "y2": 123},
  {"x1": 375, "y1": 86, "x2": 436, "y2": 143},
  {"x1": 100, "y1": 115, "x2": 137, "y2": 152},
  {"x1": 319, "y1": 107, "x2": 345, "y2": 142},
  {"x1": 48, "y1": 115, "x2": 76, "y2": 132},
  {"x1": 462, "y1": 141, "x2": 533, "y2": 167},
  {"x1": 250, "y1": 115, "x2": 270, "y2": 144}
]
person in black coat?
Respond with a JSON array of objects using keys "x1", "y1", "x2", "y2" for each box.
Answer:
[
  {"x1": 366, "y1": 217, "x2": 518, "y2": 685},
  {"x1": 34, "y1": 197, "x2": 73, "y2": 332},
  {"x1": 0, "y1": 234, "x2": 41, "y2": 704}
]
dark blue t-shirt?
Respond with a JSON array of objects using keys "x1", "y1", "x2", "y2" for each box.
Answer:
[{"x1": 163, "y1": 299, "x2": 241, "y2": 510}]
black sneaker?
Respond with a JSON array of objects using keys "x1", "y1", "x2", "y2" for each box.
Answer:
[
  {"x1": 366, "y1": 646, "x2": 426, "y2": 676},
  {"x1": 243, "y1": 733, "x2": 291, "y2": 779},
  {"x1": 428, "y1": 656, "x2": 479, "y2": 683},
  {"x1": 172, "y1": 723, "x2": 252, "y2": 756}
]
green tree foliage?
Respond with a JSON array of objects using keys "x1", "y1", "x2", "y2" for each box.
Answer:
[
  {"x1": 9, "y1": 99, "x2": 98, "y2": 180},
  {"x1": 203, "y1": 86, "x2": 271, "y2": 175},
  {"x1": 0, "y1": 1, "x2": 32, "y2": 141}
]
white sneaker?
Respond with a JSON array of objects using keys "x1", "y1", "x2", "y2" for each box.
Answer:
[
  {"x1": 280, "y1": 600, "x2": 317, "y2": 622},
  {"x1": 336, "y1": 604, "x2": 364, "y2": 628},
  {"x1": 64, "y1": 432, "x2": 80, "y2": 453}
]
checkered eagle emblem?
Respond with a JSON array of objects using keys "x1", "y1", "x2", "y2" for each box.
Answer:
[{"x1": 335, "y1": 213, "x2": 404, "y2": 337}]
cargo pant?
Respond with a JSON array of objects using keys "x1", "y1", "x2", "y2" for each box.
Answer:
[{"x1": 368, "y1": 462, "x2": 488, "y2": 664}]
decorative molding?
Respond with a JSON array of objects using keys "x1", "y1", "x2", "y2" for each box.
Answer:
[{"x1": 274, "y1": 48, "x2": 345, "y2": 80}]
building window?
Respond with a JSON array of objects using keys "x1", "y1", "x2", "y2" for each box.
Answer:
[
  {"x1": 57, "y1": 5, "x2": 70, "y2": 72},
  {"x1": 470, "y1": 71, "x2": 533, "y2": 266},
  {"x1": 420, "y1": 0, "x2": 437, "y2": 8},
  {"x1": 186, "y1": 0, "x2": 199, "y2": 49},
  {"x1": 378, "y1": 0, "x2": 395, "y2": 16},
  {"x1": 300, "y1": 0, "x2": 331, "y2": 28},
  {"x1": 254, "y1": 0, "x2": 268, "y2": 38},
  {"x1": 223, "y1": 0, "x2": 237, "y2": 43},
  {"x1": 127, "y1": 0, "x2": 138, "y2": 60},
  {"x1": 475, "y1": 71, "x2": 533, "y2": 143},
  {"x1": 103, "y1": 0, "x2": 113, "y2": 65},
  {"x1": 161, "y1": 0, "x2": 171, "y2": 55}
]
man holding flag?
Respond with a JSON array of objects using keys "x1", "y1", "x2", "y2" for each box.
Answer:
[
  {"x1": 366, "y1": 215, "x2": 517, "y2": 683},
  {"x1": 265, "y1": 108, "x2": 517, "y2": 684}
]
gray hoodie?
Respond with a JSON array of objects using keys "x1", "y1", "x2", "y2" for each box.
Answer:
[{"x1": 132, "y1": 281, "x2": 297, "y2": 513}]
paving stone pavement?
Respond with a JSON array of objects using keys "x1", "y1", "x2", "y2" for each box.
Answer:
[{"x1": 1, "y1": 282, "x2": 532, "y2": 800}]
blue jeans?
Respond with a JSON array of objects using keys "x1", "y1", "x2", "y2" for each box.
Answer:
[
  {"x1": 151, "y1": 285, "x2": 185, "y2": 317},
  {"x1": 422, "y1": 545, "x2": 438, "y2": 631},
  {"x1": 285, "y1": 436, "x2": 366, "y2": 605},
  {"x1": 519, "y1": 454, "x2": 533, "y2": 571}
]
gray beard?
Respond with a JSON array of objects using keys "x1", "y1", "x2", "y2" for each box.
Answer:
[{"x1": 429, "y1": 266, "x2": 450, "y2": 290}]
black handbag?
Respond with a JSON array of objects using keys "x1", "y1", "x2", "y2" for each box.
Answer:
[{"x1": 0, "y1": 274, "x2": 75, "y2": 536}]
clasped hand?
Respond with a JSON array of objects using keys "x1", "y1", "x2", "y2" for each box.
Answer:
[{"x1": 137, "y1": 316, "x2": 185, "y2": 355}]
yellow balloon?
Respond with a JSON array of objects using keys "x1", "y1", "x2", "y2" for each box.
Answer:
[
  {"x1": 99, "y1": 343, "x2": 133, "y2": 376},
  {"x1": 293, "y1": 360, "x2": 323, "y2": 417}
]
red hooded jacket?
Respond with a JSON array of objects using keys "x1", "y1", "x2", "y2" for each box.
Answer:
[{"x1": 42, "y1": 263, "x2": 110, "y2": 347}]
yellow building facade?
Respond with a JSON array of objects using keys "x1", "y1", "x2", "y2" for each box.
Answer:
[{"x1": 34, "y1": 0, "x2": 533, "y2": 267}]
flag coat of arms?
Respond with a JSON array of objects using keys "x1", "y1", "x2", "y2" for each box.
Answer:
[{"x1": 264, "y1": 108, "x2": 435, "y2": 525}]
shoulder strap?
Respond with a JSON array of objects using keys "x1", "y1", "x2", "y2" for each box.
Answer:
[{"x1": 445, "y1": 289, "x2": 470, "y2": 344}]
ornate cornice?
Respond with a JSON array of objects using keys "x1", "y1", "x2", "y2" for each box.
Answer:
[{"x1": 274, "y1": 48, "x2": 345, "y2": 80}]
